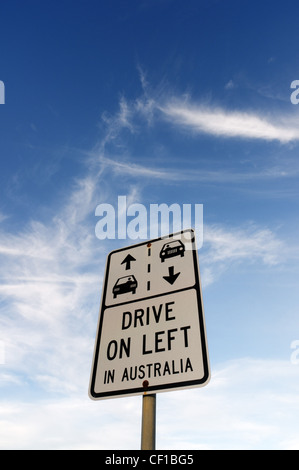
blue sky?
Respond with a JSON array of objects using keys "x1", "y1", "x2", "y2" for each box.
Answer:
[{"x1": 1, "y1": 0, "x2": 299, "y2": 449}]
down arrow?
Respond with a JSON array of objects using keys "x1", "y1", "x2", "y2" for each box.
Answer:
[{"x1": 163, "y1": 266, "x2": 180, "y2": 285}]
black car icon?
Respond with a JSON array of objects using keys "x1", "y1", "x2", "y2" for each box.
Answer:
[
  {"x1": 160, "y1": 240, "x2": 185, "y2": 262},
  {"x1": 113, "y1": 275, "x2": 138, "y2": 298}
]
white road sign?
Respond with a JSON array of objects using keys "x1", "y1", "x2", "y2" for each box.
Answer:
[{"x1": 89, "y1": 229, "x2": 210, "y2": 400}]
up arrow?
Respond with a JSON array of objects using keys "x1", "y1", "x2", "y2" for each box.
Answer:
[
  {"x1": 121, "y1": 254, "x2": 136, "y2": 270},
  {"x1": 163, "y1": 266, "x2": 180, "y2": 285}
]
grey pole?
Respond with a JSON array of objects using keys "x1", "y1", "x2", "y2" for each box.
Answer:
[{"x1": 141, "y1": 391, "x2": 156, "y2": 450}]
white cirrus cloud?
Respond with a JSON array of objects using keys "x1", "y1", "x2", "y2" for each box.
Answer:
[
  {"x1": 199, "y1": 223, "x2": 288, "y2": 287},
  {"x1": 159, "y1": 101, "x2": 299, "y2": 143},
  {"x1": 203, "y1": 224, "x2": 284, "y2": 266}
]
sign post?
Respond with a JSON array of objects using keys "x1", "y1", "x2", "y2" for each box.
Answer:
[
  {"x1": 89, "y1": 229, "x2": 210, "y2": 445},
  {"x1": 141, "y1": 388, "x2": 156, "y2": 450}
]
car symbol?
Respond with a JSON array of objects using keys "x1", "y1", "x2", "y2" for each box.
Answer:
[
  {"x1": 112, "y1": 275, "x2": 138, "y2": 298},
  {"x1": 160, "y1": 240, "x2": 185, "y2": 262}
]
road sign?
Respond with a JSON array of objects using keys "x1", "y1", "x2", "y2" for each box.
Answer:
[{"x1": 89, "y1": 229, "x2": 210, "y2": 400}]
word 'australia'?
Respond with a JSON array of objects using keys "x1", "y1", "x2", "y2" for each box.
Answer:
[{"x1": 122, "y1": 357, "x2": 193, "y2": 382}]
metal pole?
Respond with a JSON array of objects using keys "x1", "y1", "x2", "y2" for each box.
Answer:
[{"x1": 141, "y1": 393, "x2": 156, "y2": 450}]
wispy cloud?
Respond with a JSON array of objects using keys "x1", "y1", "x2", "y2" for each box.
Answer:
[
  {"x1": 159, "y1": 101, "x2": 299, "y2": 143},
  {"x1": 200, "y1": 223, "x2": 287, "y2": 287},
  {"x1": 99, "y1": 96, "x2": 136, "y2": 150},
  {"x1": 89, "y1": 153, "x2": 299, "y2": 187},
  {"x1": 96, "y1": 70, "x2": 299, "y2": 146},
  {"x1": 97, "y1": 72, "x2": 299, "y2": 145},
  {"x1": 0, "y1": 172, "x2": 107, "y2": 391},
  {"x1": 204, "y1": 224, "x2": 284, "y2": 265}
]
